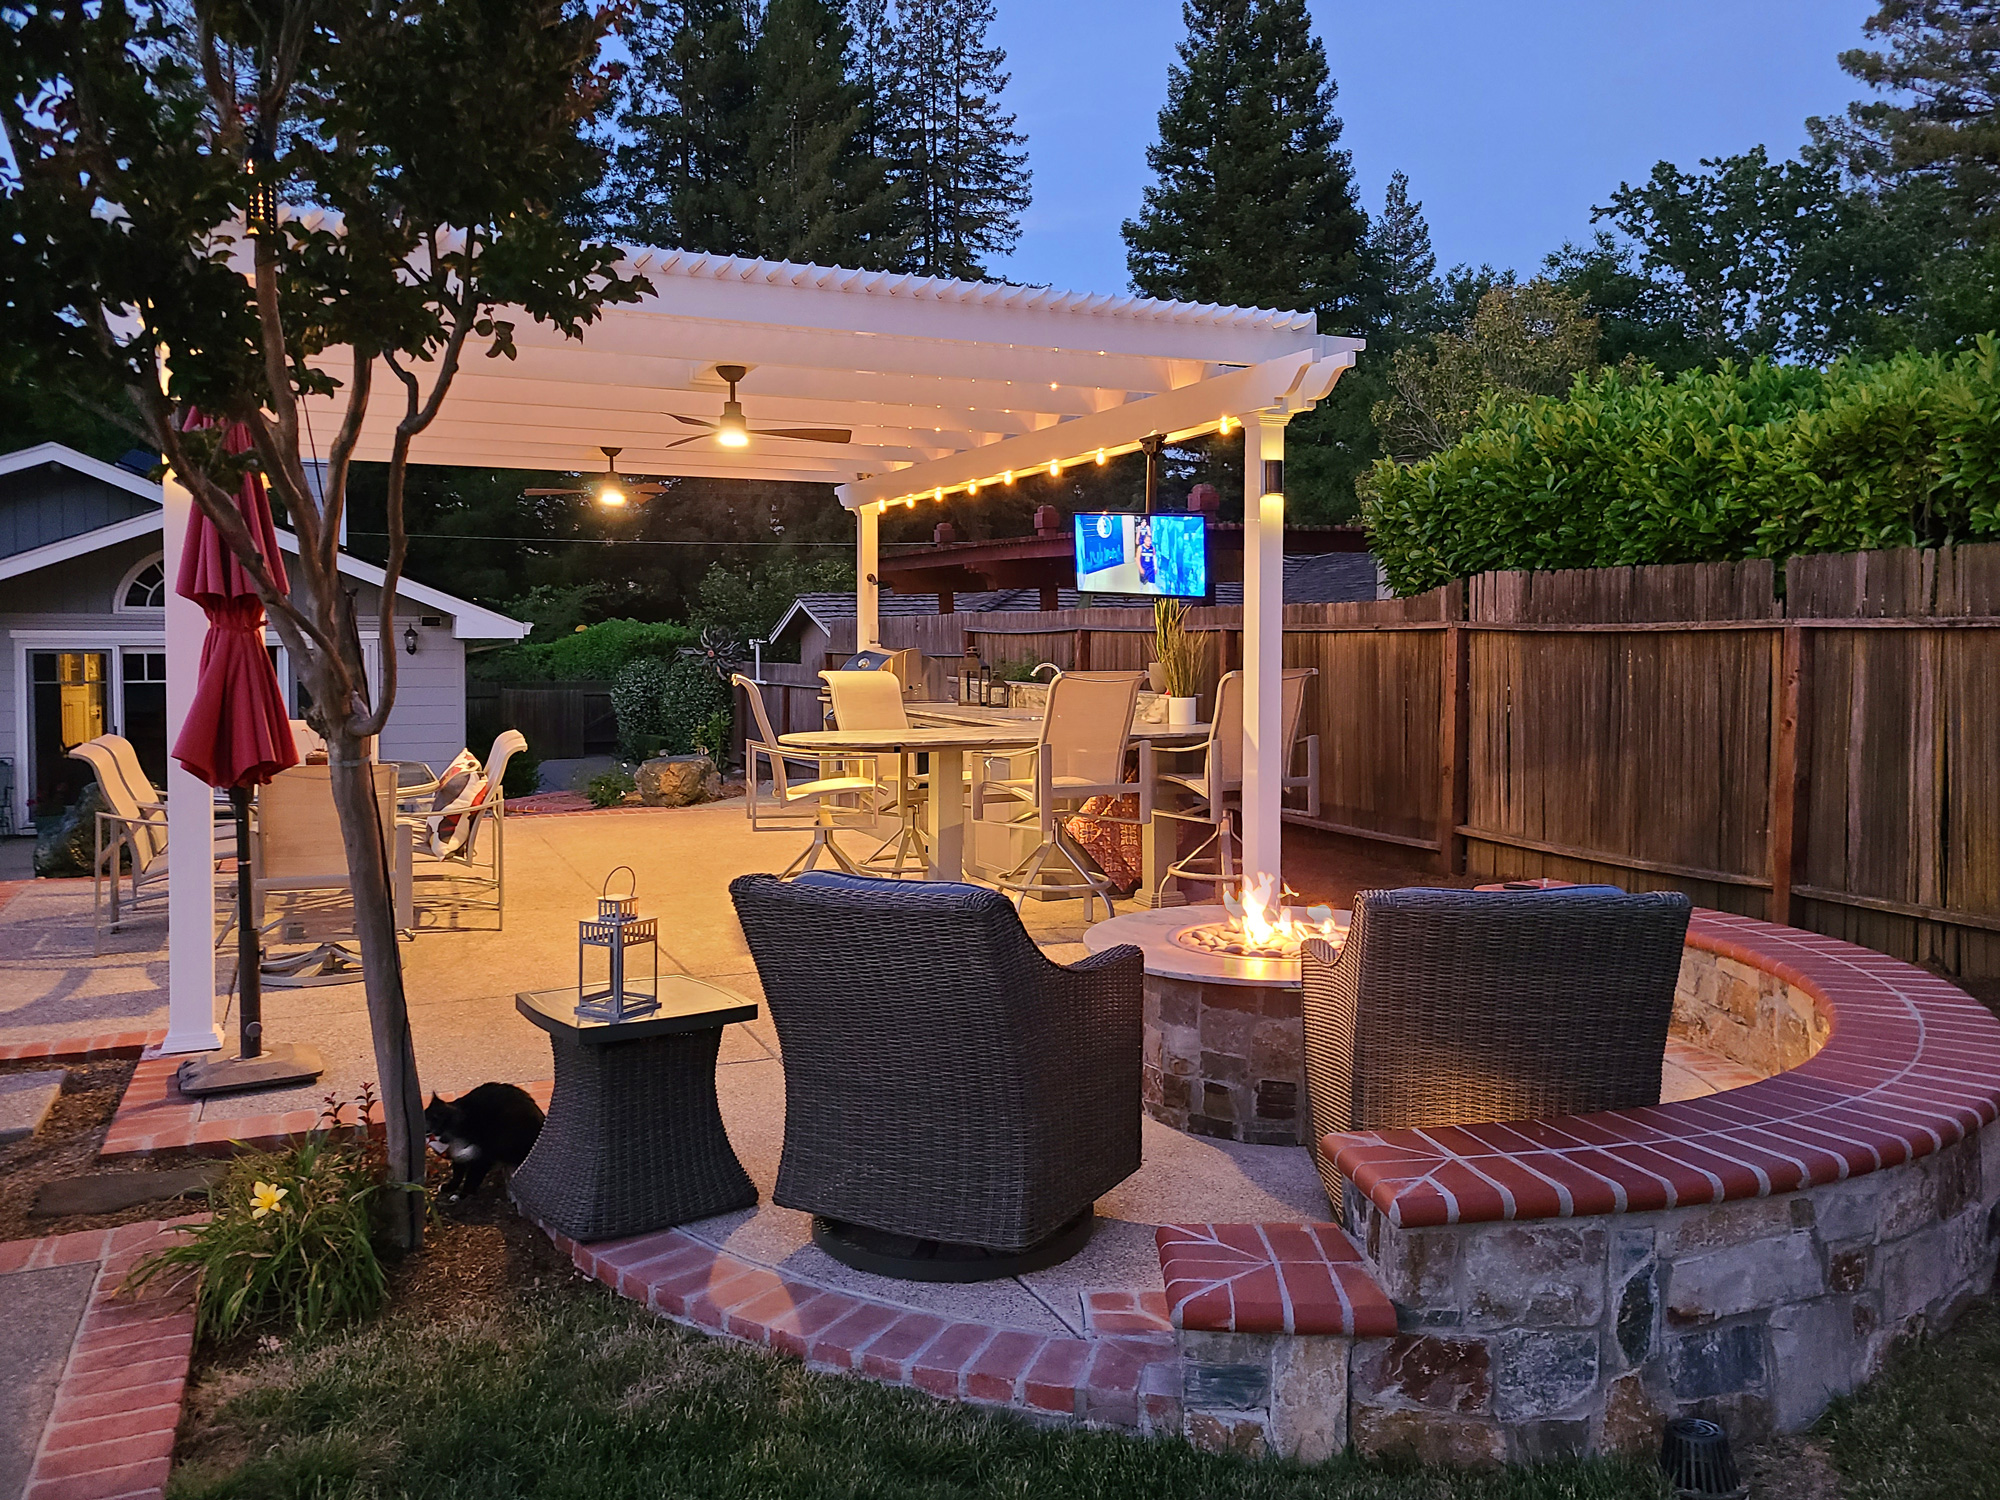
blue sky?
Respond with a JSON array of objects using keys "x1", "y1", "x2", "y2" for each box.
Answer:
[{"x1": 985, "y1": 0, "x2": 1882, "y2": 302}]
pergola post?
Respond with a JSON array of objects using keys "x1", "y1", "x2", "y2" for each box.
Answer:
[
  {"x1": 1240, "y1": 411, "x2": 1289, "y2": 890},
  {"x1": 159, "y1": 470, "x2": 222, "y2": 1056},
  {"x1": 856, "y1": 501, "x2": 881, "y2": 651}
]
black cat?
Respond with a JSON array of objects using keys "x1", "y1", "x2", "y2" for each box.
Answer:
[{"x1": 424, "y1": 1083, "x2": 544, "y2": 1200}]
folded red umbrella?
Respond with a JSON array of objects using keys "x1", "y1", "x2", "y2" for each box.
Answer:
[{"x1": 170, "y1": 417, "x2": 299, "y2": 790}]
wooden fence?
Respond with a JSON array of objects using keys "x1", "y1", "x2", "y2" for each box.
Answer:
[
  {"x1": 466, "y1": 680, "x2": 617, "y2": 760},
  {"x1": 748, "y1": 542, "x2": 2000, "y2": 977}
]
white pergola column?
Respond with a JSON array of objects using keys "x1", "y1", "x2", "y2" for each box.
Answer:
[
  {"x1": 856, "y1": 501, "x2": 881, "y2": 651},
  {"x1": 159, "y1": 470, "x2": 222, "y2": 1055},
  {"x1": 1240, "y1": 411, "x2": 1289, "y2": 890}
]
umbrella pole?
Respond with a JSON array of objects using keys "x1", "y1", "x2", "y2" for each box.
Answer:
[
  {"x1": 176, "y1": 781, "x2": 324, "y2": 1097},
  {"x1": 234, "y1": 785, "x2": 262, "y2": 1060}
]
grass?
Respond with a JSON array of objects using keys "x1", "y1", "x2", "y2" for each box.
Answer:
[
  {"x1": 1813, "y1": 1294, "x2": 2000, "y2": 1500},
  {"x1": 166, "y1": 1282, "x2": 1669, "y2": 1500}
]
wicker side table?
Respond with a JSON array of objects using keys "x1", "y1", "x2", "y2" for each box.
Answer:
[{"x1": 510, "y1": 980, "x2": 759, "y2": 1241}]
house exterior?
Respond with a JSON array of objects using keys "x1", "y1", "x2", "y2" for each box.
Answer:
[{"x1": 0, "y1": 443, "x2": 526, "y2": 829}]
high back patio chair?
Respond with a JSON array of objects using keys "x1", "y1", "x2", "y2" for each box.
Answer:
[
  {"x1": 70, "y1": 734, "x2": 170, "y2": 949},
  {"x1": 974, "y1": 670, "x2": 1147, "y2": 921},
  {"x1": 255, "y1": 762, "x2": 412, "y2": 950},
  {"x1": 822, "y1": 667, "x2": 911, "y2": 731},
  {"x1": 729, "y1": 870, "x2": 1144, "y2": 1279},
  {"x1": 735, "y1": 674, "x2": 882, "y2": 877},
  {"x1": 1300, "y1": 885, "x2": 1692, "y2": 1214},
  {"x1": 1143, "y1": 667, "x2": 1319, "y2": 899},
  {"x1": 821, "y1": 667, "x2": 935, "y2": 876}
]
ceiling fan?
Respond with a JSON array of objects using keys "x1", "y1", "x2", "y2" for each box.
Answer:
[
  {"x1": 523, "y1": 446, "x2": 666, "y2": 507},
  {"x1": 664, "y1": 364, "x2": 851, "y2": 449}
]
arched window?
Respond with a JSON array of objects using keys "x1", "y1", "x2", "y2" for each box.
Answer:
[{"x1": 115, "y1": 555, "x2": 167, "y2": 612}]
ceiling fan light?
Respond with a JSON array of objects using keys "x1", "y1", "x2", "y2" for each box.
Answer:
[
  {"x1": 598, "y1": 485, "x2": 627, "y2": 507},
  {"x1": 717, "y1": 399, "x2": 750, "y2": 448}
]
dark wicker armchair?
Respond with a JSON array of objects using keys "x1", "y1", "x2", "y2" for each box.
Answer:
[
  {"x1": 1301, "y1": 885, "x2": 1693, "y2": 1210},
  {"x1": 728, "y1": 871, "x2": 1145, "y2": 1280}
]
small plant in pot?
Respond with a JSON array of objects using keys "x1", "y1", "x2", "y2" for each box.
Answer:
[{"x1": 1153, "y1": 599, "x2": 1204, "y2": 726}]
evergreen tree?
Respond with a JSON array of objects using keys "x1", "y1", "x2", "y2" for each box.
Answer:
[
  {"x1": 603, "y1": 0, "x2": 759, "y2": 253},
  {"x1": 1123, "y1": 0, "x2": 1368, "y2": 315},
  {"x1": 1374, "y1": 172, "x2": 1437, "y2": 307},
  {"x1": 884, "y1": 0, "x2": 1032, "y2": 278},
  {"x1": 748, "y1": 0, "x2": 904, "y2": 263}
]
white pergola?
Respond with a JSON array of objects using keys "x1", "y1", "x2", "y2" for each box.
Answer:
[{"x1": 159, "y1": 248, "x2": 1361, "y2": 1053}]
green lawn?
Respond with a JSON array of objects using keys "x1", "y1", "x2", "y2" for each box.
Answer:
[
  {"x1": 166, "y1": 1276, "x2": 2000, "y2": 1500},
  {"x1": 165, "y1": 1283, "x2": 1666, "y2": 1500}
]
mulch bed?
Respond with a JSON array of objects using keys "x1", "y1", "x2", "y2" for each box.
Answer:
[{"x1": 0, "y1": 1055, "x2": 215, "y2": 1242}]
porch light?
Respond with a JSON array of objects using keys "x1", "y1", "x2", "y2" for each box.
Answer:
[
  {"x1": 716, "y1": 399, "x2": 751, "y2": 448},
  {"x1": 403, "y1": 623, "x2": 419, "y2": 655},
  {"x1": 577, "y1": 866, "x2": 659, "y2": 1021}
]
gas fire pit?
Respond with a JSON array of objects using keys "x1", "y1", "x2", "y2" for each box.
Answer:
[{"x1": 1085, "y1": 880, "x2": 1349, "y2": 1146}]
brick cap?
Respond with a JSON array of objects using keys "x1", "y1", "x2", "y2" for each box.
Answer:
[{"x1": 1156, "y1": 1222, "x2": 1396, "y2": 1337}]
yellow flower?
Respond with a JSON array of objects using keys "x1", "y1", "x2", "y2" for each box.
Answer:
[{"x1": 250, "y1": 1181, "x2": 289, "y2": 1220}]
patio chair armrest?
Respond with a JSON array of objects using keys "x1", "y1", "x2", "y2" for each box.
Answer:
[{"x1": 1038, "y1": 942, "x2": 1145, "y2": 1104}]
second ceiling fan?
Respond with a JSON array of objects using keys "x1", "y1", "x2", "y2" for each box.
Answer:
[{"x1": 667, "y1": 364, "x2": 851, "y2": 450}]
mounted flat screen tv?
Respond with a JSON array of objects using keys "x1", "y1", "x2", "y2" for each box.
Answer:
[{"x1": 1073, "y1": 512, "x2": 1209, "y2": 598}]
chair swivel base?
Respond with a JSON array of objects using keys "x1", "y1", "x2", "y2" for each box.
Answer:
[
  {"x1": 810, "y1": 1208, "x2": 1095, "y2": 1283},
  {"x1": 176, "y1": 1042, "x2": 325, "y2": 1097}
]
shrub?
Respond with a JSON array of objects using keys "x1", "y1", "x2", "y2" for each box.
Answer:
[
  {"x1": 691, "y1": 708, "x2": 732, "y2": 765},
  {"x1": 1362, "y1": 339, "x2": 2000, "y2": 594},
  {"x1": 613, "y1": 654, "x2": 731, "y2": 760},
  {"x1": 123, "y1": 1093, "x2": 390, "y2": 1342},
  {"x1": 473, "y1": 618, "x2": 697, "y2": 686},
  {"x1": 498, "y1": 742, "x2": 542, "y2": 799},
  {"x1": 585, "y1": 767, "x2": 636, "y2": 808}
]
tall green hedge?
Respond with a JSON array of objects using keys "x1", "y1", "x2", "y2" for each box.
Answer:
[
  {"x1": 1362, "y1": 339, "x2": 2000, "y2": 595},
  {"x1": 472, "y1": 618, "x2": 697, "y2": 685}
]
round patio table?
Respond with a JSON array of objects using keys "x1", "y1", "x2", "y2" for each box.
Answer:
[
  {"x1": 510, "y1": 978, "x2": 759, "y2": 1241},
  {"x1": 778, "y1": 726, "x2": 1038, "y2": 883}
]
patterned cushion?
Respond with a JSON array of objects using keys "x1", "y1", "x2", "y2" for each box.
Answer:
[{"x1": 431, "y1": 750, "x2": 485, "y2": 840}]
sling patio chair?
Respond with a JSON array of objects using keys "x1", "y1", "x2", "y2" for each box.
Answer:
[
  {"x1": 1142, "y1": 666, "x2": 1319, "y2": 901},
  {"x1": 398, "y1": 730, "x2": 527, "y2": 925},
  {"x1": 254, "y1": 761, "x2": 413, "y2": 982},
  {"x1": 735, "y1": 674, "x2": 883, "y2": 877},
  {"x1": 729, "y1": 870, "x2": 1144, "y2": 1280},
  {"x1": 69, "y1": 734, "x2": 171, "y2": 950},
  {"x1": 1300, "y1": 884, "x2": 1692, "y2": 1214},
  {"x1": 973, "y1": 670, "x2": 1148, "y2": 922},
  {"x1": 820, "y1": 667, "x2": 934, "y2": 877}
]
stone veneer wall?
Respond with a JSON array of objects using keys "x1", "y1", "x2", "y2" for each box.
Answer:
[
  {"x1": 1169, "y1": 931, "x2": 2000, "y2": 1464},
  {"x1": 1671, "y1": 945, "x2": 1833, "y2": 1078}
]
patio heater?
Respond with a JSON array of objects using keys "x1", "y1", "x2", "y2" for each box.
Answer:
[{"x1": 576, "y1": 866, "x2": 659, "y2": 1021}]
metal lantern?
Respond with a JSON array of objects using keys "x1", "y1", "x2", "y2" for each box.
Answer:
[{"x1": 576, "y1": 866, "x2": 659, "y2": 1021}]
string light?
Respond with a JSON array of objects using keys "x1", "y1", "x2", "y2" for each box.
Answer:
[
  {"x1": 933, "y1": 486, "x2": 943, "y2": 502},
  {"x1": 1219, "y1": 415, "x2": 1233, "y2": 435},
  {"x1": 968, "y1": 479, "x2": 979, "y2": 495},
  {"x1": 1095, "y1": 448, "x2": 1107, "y2": 465},
  {"x1": 1003, "y1": 470, "x2": 1014, "y2": 485},
  {"x1": 1048, "y1": 460, "x2": 1061, "y2": 478}
]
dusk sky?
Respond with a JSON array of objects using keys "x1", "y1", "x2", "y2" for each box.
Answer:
[{"x1": 985, "y1": 0, "x2": 1883, "y2": 306}]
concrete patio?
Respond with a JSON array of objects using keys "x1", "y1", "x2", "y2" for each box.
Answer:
[{"x1": 0, "y1": 800, "x2": 1757, "y2": 1343}]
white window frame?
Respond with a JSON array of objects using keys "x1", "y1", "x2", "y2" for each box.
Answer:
[
  {"x1": 8, "y1": 627, "x2": 162, "y2": 829},
  {"x1": 112, "y1": 552, "x2": 169, "y2": 614}
]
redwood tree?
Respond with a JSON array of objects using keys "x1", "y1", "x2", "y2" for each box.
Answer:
[{"x1": 0, "y1": 0, "x2": 647, "y2": 1247}]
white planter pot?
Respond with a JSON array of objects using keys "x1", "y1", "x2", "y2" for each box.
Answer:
[{"x1": 1167, "y1": 695, "x2": 1198, "y2": 726}]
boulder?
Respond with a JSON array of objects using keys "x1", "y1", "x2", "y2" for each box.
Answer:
[
  {"x1": 636, "y1": 754, "x2": 720, "y2": 808},
  {"x1": 33, "y1": 784, "x2": 107, "y2": 878}
]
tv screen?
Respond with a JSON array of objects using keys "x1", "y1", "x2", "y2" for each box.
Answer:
[{"x1": 1073, "y1": 512, "x2": 1208, "y2": 598}]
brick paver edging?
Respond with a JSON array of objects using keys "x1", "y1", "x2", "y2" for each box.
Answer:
[
  {"x1": 1325, "y1": 909, "x2": 2000, "y2": 1229},
  {"x1": 0, "y1": 1221, "x2": 200, "y2": 1500},
  {"x1": 1156, "y1": 1223, "x2": 1397, "y2": 1336},
  {"x1": 546, "y1": 1221, "x2": 1184, "y2": 1434},
  {"x1": 0, "y1": 1032, "x2": 165, "y2": 1065}
]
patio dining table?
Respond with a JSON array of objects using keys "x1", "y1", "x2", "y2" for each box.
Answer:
[{"x1": 779, "y1": 708, "x2": 1211, "y2": 893}]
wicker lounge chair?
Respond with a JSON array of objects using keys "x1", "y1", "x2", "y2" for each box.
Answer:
[
  {"x1": 729, "y1": 870, "x2": 1145, "y2": 1280},
  {"x1": 1301, "y1": 885, "x2": 1693, "y2": 1212}
]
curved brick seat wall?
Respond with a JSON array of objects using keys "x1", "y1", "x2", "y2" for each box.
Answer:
[{"x1": 1302, "y1": 911, "x2": 2000, "y2": 1464}]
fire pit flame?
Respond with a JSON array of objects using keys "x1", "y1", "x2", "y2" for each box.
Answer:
[{"x1": 1174, "y1": 873, "x2": 1345, "y2": 959}]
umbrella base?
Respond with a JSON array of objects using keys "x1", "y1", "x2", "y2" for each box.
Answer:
[{"x1": 176, "y1": 1043, "x2": 326, "y2": 1098}]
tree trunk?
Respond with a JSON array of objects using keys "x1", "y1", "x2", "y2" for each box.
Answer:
[{"x1": 324, "y1": 728, "x2": 426, "y2": 1251}]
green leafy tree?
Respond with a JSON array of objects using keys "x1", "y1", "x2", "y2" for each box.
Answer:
[
  {"x1": 1370, "y1": 279, "x2": 1602, "y2": 464},
  {"x1": 603, "y1": 0, "x2": 759, "y2": 253},
  {"x1": 882, "y1": 0, "x2": 1030, "y2": 278},
  {"x1": 0, "y1": 0, "x2": 647, "y2": 1247}
]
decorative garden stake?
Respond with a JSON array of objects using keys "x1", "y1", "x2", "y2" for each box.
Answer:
[{"x1": 577, "y1": 866, "x2": 659, "y2": 1021}]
